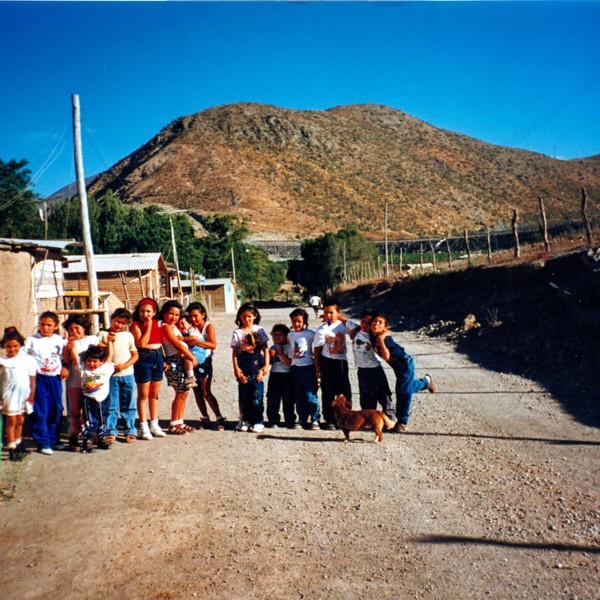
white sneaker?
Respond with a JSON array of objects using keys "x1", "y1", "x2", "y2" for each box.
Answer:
[
  {"x1": 250, "y1": 423, "x2": 264, "y2": 433},
  {"x1": 39, "y1": 447, "x2": 54, "y2": 455},
  {"x1": 150, "y1": 425, "x2": 166, "y2": 437},
  {"x1": 139, "y1": 425, "x2": 153, "y2": 440},
  {"x1": 310, "y1": 421, "x2": 320, "y2": 430}
]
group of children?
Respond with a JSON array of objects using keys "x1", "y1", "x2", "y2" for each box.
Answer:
[
  {"x1": 230, "y1": 297, "x2": 436, "y2": 434},
  {"x1": 0, "y1": 295, "x2": 436, "y2": 459}
]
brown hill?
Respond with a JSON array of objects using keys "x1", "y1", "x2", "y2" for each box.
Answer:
[{"x1": 89, "y1": 103, "x2": 600, "y2": 240}]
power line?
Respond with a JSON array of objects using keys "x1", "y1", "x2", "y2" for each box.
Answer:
[{"x1": 508, "y1": 66, "x2": 600, "y2": 148}]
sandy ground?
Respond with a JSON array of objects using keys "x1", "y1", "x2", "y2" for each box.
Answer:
[{"x1": 1, "y1": 307, "x2": 598, "y2": 600}]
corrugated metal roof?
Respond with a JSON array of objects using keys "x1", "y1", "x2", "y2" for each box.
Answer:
[
  {"x1": 64, "y1": 253, "x2": 163, "y2": 274},
  {"x1": 0, "y1": 237, "x2": 80, "y2": 251}
]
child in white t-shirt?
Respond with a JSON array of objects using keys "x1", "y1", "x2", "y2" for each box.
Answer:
[
  {"x1": 25, "y1": 311, "x2": 68, "y2": 455},
  {"x1": 71, "y1": 341, "x2": 114, "y2": 452},
  {"x1": 346, "y1": 308, "x2": 395, "y2": 422},
  {"x1": 266, "y1": 324, "x2": 295, "y2": 428},
  {"x1": 287, "y1": 308, "x2": 320, "y2": 429},
  {"x1": 1, "y1": 327, "x2": 36, "y2": 461}
]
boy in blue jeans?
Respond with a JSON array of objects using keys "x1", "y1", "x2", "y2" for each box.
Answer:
[{"x1": 99, "y1": 308, "x2": 139, "y2": 444}]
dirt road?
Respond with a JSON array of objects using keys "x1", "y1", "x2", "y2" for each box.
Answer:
[{"x1": 1, "y1": 307, "x2": 598, "y2": 599}]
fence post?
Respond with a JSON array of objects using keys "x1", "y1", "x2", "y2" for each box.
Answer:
[
  {"x1": 581, "y1": 187, "x2": 594, "y2": 245},
  {"x1": 419, "y1": 244, "x2": 424, "y2": 271},
  {"x1": 399, "y1": 247, "x2": 404, "y2": 278},
  {"x1": 429, "y1": 240, "x2": 437, "y2": 272},
  {"x1": 512, "y1": 209, "x2": 521, "y2": 258},
  {"x1": 486, "y1": 226, "x2": 493, "y2": 264},
  {"x1": 445, "y1": 238, "x2": 453, "y2": 268},
  {"x1": 464, "y1": 228, "x2": 472, "y2": 266},
  {"x1": 539, "y1": 196, "x2": 550, "y2": 252}
]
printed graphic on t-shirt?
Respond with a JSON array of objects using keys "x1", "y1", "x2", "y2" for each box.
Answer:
[
  {"x1": 354, "y1": 336, "x2": 372, "y2": 354},
  {"x1": 292, "y1": 338, "x2": 309, "y2": 359},
  {"x1": 326, "y1": 332, "x2": 346, "y2": 355}
]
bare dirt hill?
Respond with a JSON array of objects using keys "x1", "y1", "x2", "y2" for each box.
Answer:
[{"x1": 88, "y1": 103, "x2": 600, "y2": 240}]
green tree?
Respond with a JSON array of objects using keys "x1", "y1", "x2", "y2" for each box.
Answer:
[
  {"x1": 0, "y1": 158, "x2": 44, "y2": 238},
  {"x1": 288, "y1": 225, "x2": 376, "y2": 295}
]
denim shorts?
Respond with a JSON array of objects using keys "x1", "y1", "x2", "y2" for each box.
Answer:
[{"x1": 134, "y1": 349, "x2": 164, "y2": 384}]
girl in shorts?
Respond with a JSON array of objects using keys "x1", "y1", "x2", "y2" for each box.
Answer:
[
  {"x1": 158, "y1": 300, "x2": 198, "y2": 435},
  {"x1": 131, "y1": 297, "x2": 166, "y2": 440},
  {"x1": 186, "y1": 302, "x2": 226, "y2": 431}
]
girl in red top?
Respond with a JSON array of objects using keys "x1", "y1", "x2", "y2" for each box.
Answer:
[{"x1": 130, "y1": 298, "x2": 166, "y2": 440}]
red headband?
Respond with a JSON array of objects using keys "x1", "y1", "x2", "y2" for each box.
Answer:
[{"x1": 139, "y1": 297, "x2": 157, "y2": 311}]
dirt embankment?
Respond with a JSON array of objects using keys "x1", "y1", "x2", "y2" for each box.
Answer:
[{"x1": 340, "y1": 247, "x2": 600, "y2": 430}]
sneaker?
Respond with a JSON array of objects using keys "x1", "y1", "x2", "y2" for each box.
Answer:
[
  {"x1": 185, "y1": 376, "x2": 198, "y2": 389},
  {"x1": 51, "y1": 442, "x2": 66, "y2": 451},
  {"x1": 39, "y1": 447, "x2": 54, "y2": 456},
  {"x1": 324, "y1": 422, "x2": 337, "y2": 431},
  {"x1": 150, "y1": 426, "x2": 166, "y2": 437},
  {"x1": 250, "y1": 423, "x2": 265, "y2": 433},
  {"x1": 425, "y1": 373, "x2": 437, "y2": 393},
  {"x1": 310, "y1": 421, "x2": 320, "y2": 430},
  {"x1": 68, "y1": 435, "x2": 79, "y2": 451},
  {"x1": 235, "y1": 419, "x2": 248, "y2": 432},
  {"x1": 393, "y1": 422, "x2": 409, "y2": 433},
  {"x1": 292, "y1": 423, "x2": 303, "y2": 430},
  {"x1": 216, "y1": 418, "x2": 226, "y2": 431},
  {"x1": 198, "y1": 418, "x2": 212, "y2": 430},
  {"x1": 98, "y1": 437, "x2": 112, "y2": 450},
  {"x1": 81, "y1": 439, "x2": 94, "y2": 453},
  {"x1": 139, "y1": 426, "x2": 153, "y2": 441}
]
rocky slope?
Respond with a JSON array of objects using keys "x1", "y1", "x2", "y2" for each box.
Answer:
[{"x1": 89, "y1": 103, "x2": 600, "y2": 240}]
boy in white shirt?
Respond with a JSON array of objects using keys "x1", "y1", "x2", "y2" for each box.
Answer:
[
  {"x1": 72, "y1": 341, "x2": 114, "y2": 452},
  {"x1": 313, "y1": 297, "x2": 352, "y2": 429},
  {"x1": 346, "y1": 308, "x2": 396, "y2": 422}
]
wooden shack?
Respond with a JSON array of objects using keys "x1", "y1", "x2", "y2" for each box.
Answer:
[
  {"x1": 63, "y1": 253, "x2": 172, "y2": 310},
  {"x1": 0, "y1": 237, "x2": 79, "y2": 335}
]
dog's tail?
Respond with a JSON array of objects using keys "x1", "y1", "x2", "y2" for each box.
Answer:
[{"x1": 382, "y1": 414, "x2": 396, "y2": 430}]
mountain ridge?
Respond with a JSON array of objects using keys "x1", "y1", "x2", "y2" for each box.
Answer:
[{"x1": 88, "y1": 103, "x2": 600, "y2": 240}]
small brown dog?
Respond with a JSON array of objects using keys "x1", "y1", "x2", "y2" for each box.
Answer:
[{"x1": 331, "y1": 394, "x2": 396, "y2": 444}]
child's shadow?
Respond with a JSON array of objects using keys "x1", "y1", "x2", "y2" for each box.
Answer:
[{"x1": 257, "y1": 434, "x2": 341, "y2": 443}]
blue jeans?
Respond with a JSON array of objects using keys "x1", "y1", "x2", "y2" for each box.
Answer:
[
  {"x1": 238, "y1": 377, "x2": 264, "y2": 426},
  {"x1": 291, "y1": 365, "x2": 320, "y2": 424},
  {"x1": 82, "y1": 396, "x2": 110, "y2": 441},
  {"x1": 391, "y1": 355, "x2": 429, "y2": 425},
  {"x1": 358, "y1": 366, "x2": 396, "y2": 421},
  {"x1": 106, "y1": 374, "x2": 137, "y2": 436},
  {"x1": 31, "y1": 374, "x2": 63, "y2": 449},
  {"x1": 266, "y1": 371, "x2": 295, "y2": 426}
]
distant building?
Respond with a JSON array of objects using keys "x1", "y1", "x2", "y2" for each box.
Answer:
[{"x1": 171, "y1": 277, "x2": 238, "y2": 314}]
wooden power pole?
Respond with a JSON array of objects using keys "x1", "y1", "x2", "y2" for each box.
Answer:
[{"x1": 72, "y1": 94, "x2": 100, "y2": 332}]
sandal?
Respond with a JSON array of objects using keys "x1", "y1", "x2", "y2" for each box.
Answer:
[
  {"x1": 167, "y1": 425, "x2": 187, "y2": 435},
  {"x1": 180, "y1": 423, "x2": 195, "y2": 432},
  {"x1": 104, "y1": 435, "x2": 116, "y2": 445},
  {"x1": 125, "y1": 434, "x2": 136, "y2": 443}
]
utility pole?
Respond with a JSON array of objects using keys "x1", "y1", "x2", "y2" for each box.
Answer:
[
  {"x1": 72, "y1": 94, "x2": 100, "y2": 332},
  {"x1": 231, "y1": 246, "x2": 237, "y2": 286}
]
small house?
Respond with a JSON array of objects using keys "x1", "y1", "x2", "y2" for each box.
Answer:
[
  {"x1": 0, "y1": 237, "x2": 79, "y2": 335},
  {"x1": 172, "y1": 277, "x2": 238, "y2": 314},
  {"x1": 63, "y1": 253, "x2": 172, "y2": 310}
]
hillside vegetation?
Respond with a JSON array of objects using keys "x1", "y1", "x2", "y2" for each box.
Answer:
[{"x1": 88, "y1": 103, "x2": 600, "y2": 241}]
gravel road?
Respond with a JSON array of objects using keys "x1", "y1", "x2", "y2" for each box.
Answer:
[{"x1": 1, "y1": 307, "x2": 598, "y2": 600}]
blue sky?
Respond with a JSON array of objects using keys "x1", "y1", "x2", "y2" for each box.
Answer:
[{"x1": 1, "y1": 1, "x2": 599, "y2": 197}]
